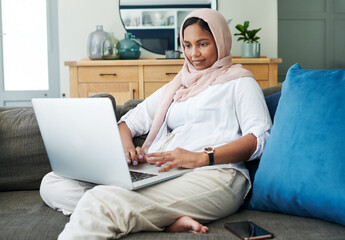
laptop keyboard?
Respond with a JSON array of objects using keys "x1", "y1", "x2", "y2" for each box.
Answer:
[{"x1": 130, "y1": 171, "x2": 157, "y2": 182}]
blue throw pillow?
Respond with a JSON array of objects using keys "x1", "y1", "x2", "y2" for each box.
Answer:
[{"x1": 249, "y1": 64, "x2": 345, "y2": 226}]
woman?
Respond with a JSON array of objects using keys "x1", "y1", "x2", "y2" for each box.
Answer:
[{"x1": 40, "y1": 9, "x2": 272, "y2": 239}]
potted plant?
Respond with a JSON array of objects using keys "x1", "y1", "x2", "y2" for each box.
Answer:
[{"x1": 234, "y1": 21, "x2": 261, "y2": 58}]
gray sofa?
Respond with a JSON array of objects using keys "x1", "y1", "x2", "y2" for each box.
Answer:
[{"x1": 1, "y1": 87, "x2": 345, "y2": 240}]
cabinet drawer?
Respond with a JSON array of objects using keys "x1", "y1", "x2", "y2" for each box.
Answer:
[
  {"x1": 144, "y1": 65, "x2": 182, "y2": 82},
  {"x1": 78, "y1": 66, "x2": 138, "y2": 83},
  {"x1": 242, "y1": 64, "x2": 268, "y2": 81}
]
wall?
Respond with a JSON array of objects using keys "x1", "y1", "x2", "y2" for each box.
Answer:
[
  {"x1": 219, "y1": 0, "x2": 277, "y2": 58},
  {"x1": 278, "y1": 0, "x2": 345, "y2": 82},
  {"x1": 58, "y1": 0, "x2": 277, "y2": 96}
]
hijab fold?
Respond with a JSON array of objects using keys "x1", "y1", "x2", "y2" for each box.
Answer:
[{"x1": 142, "y1": 9, "x2": 253, "y2": 151}]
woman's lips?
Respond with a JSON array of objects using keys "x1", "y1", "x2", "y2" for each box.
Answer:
[{"x1": 192, "y1": 59, "x2": 205, "y2": 66}]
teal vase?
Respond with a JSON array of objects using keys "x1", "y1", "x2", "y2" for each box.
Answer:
[
  {"x1": 102, "y1": 32, "x2": 120, "y2": 60},
  {"x1": 119, "y1": 33, "x2": 141, "y2": 59}
]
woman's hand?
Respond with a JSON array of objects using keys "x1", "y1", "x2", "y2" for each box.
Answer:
[
  {"x1": 118, "y1": 122, "x2": 148, "y2": 166},
  {"x1": 124, "y1": 146, "x2": 147, "y2": 166},
  {"x1": 146, "y1": 147, "x2": 209, "y2": 172}
]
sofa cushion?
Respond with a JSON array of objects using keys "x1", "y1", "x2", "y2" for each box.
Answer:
[
  {"x1": 0, "y1": 190, "x2": 69, "y2": 240},
  {"x1": 119, "y1": 99, "x2": 143, "y2": 118},
  {"x1": 264, "y1": 91, "x2": 281, "y2": 122},
  {"x1": 249, "y1": 64, "x2": 345, "y2": 226},
  {"x1": 1, "y1": 191, "x2": 345, "y2": 240},
  {"x1": 245, "y1": 90, "x2": 282, "y2": 181},
  {"x1": 241, "y1": 89, "x2": 282, "y2": 209},
  {"x1": 262, "y1": 85, "x2": 281, "y2": 97},
  {"x1": 0, "y1": 107, "x2": 51, "y2": 191}
]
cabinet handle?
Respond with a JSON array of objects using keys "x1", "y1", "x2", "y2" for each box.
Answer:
[
  {"x1": 132, "y1": 89, "x2": 135, "y2": 99},
  {"x1": 165, "y1": 72, "x2": 178, "y2": 75},
  {"x1": 99, "y1": 73, "x2": 117, "y2": 76}
]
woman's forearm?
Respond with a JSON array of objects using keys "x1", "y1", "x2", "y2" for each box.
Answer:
[
  {"x1": 210, "y1": 134, "x2": 258, "y2": 165},
  {"x1": 147, "y1": 134, "x2": 258, "y2": 172},
  {"x1": 118, "y1": 122, "x2": 135, "y2": 149}
]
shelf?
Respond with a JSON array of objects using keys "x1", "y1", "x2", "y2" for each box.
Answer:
[
  {"x1": 120, "y1": 8, "x2": 198, "y2": 51},
  {"x1": 126, "y1": 26, "x2": 176, "y2": 30}
]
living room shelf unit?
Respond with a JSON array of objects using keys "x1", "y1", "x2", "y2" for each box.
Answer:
[
  {"x1": 65, "y1": 57, "x2": 282, "y2": 105},
  {"x1": 120, "y1": 8, "x2": 200, "y2": 51}
]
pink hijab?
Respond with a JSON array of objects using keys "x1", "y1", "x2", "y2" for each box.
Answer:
[{"x1": 142, "y1": 9, "x2": 253, "y2": 151}]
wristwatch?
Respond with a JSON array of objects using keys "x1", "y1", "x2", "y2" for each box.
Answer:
[{"x1": 204, "y1": 147, "x2": 215, "y2": 165}]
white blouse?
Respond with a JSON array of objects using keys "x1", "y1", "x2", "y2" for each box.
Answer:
[{"x1": 119, "y1": 77, "x2": 272, "y2": 194}]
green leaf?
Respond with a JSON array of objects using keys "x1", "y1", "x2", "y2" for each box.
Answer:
[
  {"x1": 253, "y1": 28, "x2": 262, "y2": 34},
  {"x1": 235, "y1": 21, "x2": 261, "y2": 43},
  {"x1": 253, "y1": 37, "x2": 260, "y2": 42},
  {"x1": 235, "y1": 24, "x2": 245, "y2": 33},
  {"x1": 237, "y1": 37, "x2": 245, "y2": 41},
  {"x1": 247, "y1": 31, "x2": 255, "y2": 39},
  {"x1": 247, "y1": 28, "x2": 261, "y2": 40},
  {"x1": 244, "y1": 21, "x2": 250, "y2": 30}
]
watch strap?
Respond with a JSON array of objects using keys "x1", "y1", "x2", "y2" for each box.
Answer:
[{"x1": 208, "y1": 152, "x2": 214, "y2": 165}]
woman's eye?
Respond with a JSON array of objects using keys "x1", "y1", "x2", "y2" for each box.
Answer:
[
  {"x1": 200, "y1": 43, "x2": 208, "y2": 47},
  {"x1": 185, "y1": 44, "x2": 192, "y2": 48}
]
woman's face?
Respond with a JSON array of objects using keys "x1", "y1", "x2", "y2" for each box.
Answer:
[{"x1": 183, "y1": 23, "x2": 218, "y2": 70}]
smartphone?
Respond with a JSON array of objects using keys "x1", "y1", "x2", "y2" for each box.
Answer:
[{"x1": 224, "y1": 221, "x2": 274, "y2": 240}]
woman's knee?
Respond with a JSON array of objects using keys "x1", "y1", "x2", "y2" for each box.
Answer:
[
  {"x1": 40, "y1": 172, "x2": 60, "y2": 208},
  {"x1": 40, "y1": 172, "x2": 89, "y2": 214}
]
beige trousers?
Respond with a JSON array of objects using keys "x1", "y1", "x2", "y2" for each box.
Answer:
[{"x1": 40, "y1": 168, "x2": 247, "y2": 239}]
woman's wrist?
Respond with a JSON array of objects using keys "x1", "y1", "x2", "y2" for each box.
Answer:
[{"x1": 199, "y1": 152, "x2": 211, "y2": 167}]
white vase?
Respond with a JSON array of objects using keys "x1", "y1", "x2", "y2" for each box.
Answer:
[
  {"x1": 87, "y1": 25, "x2": 109, "y2": 60},
  {"x1": 241, "y1": 42, "x2": 260, "y2": 58}
]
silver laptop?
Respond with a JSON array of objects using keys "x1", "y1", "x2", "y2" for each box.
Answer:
[{"x1": 32, "y1": 98, "x2": 190, "y2": 190}]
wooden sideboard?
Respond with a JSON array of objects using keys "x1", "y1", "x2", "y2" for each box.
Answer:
[{"x1": 65, "y1": 57, "x2": 282, "y2": 105}]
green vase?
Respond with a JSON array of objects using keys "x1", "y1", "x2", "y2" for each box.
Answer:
[
  {"x1": 102, "y1": 32, "x2": 120, "y2": 60},
  {"x1": 119, "y1": 33, "x2": 141, "y2": 59}
]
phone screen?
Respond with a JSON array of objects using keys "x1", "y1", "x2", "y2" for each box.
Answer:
[{"x1": 224, "y1": 221, "x2": 274, "y2": 240}]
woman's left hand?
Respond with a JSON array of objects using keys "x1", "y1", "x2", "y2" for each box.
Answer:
[{"x1": 146, "y1": 147, "x2": 208, "y2": 172}]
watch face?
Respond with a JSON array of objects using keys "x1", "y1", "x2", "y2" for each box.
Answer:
[{"x1": 204, "y1": 147, "x2": 214, "y2": 153}]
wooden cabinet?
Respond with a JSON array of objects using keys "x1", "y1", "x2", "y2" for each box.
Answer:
[
  {"x1": 65, "y1": 57, "x2": 282, "y2": 104},
  {"x1": 143, "y1": 65, "x2": 181, "y2": 97},
  {"x1": 232, "y1": 57, "x2": 282, "y2": 89},
  {"x1": 73, "y1": 65, "x2": 139, "y2": 105}
]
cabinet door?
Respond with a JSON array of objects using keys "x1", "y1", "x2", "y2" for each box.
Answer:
[
  {"x1": 145, "y1": 82, "x2": 167, "y2": 98},
  {"x1": 242, "y1": 64, "x2": 269, "y2": 89},
  {"x1": 79, "y1": 82, "x2": 139, "y2": 105}
]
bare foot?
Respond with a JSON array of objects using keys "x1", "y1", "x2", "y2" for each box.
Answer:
[{"x1": 165, "y1": 216, "x2": 209, "y2": 234}]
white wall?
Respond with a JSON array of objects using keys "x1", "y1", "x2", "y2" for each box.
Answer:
[
  {"x1": 58, "y1": 0, "x2": 277, "y2": 96},
  {"x1": 218, "y1": 0, "x2": 277, "y2": 58}
]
